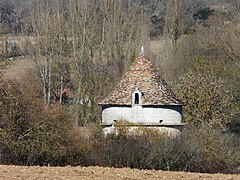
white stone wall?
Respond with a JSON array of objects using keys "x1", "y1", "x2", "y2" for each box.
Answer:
[
  {"x1": 102, "y1": 105, "x2": 182, "y2": 125},
  {"x1": 103, "y1": 126, "x2": 181, "y2": 136}
]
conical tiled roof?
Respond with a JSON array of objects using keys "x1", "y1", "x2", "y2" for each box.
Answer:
[{"x1": 99, "y1": 54, "x2": 183, "y2": 106}]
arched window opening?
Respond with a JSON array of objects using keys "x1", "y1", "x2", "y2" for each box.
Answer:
[
  {"x1": 132, "y1": 89, "x2": 141, "y2": 106},
  {"x1": 135, "y1": 93, "x2": 139, "y2": 104}
]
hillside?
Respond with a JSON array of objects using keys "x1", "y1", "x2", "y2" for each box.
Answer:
[{"x1": 1, "y1": 165, "x2": 239, "y2": 180}]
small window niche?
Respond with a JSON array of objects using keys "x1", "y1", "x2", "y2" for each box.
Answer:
[
  {"x1": 135, "y1": 93, "x2": 139, "y2": 104},
  {"x1": 132, "y1": 90, "x2": 142, "y2": 106}
]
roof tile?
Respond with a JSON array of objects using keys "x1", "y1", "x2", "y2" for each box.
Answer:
[{"x1": 99, "y1": 55, "x2": 183, "y2": 105}]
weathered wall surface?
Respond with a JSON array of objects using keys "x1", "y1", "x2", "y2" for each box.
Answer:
[
  {"x1": 102, "y1": 126, "x2": 181, "y2": 136},
  {"x1": 102, "y1": 105, "x2": 182, "y2": 125}
]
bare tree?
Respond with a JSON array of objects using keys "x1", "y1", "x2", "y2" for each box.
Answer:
[
  {"x1": 164, "y1": 0, "x2": 185, "y2": 47},
  {"x1": 24, "y1": 0, "x2": 149, "y2": 125},
  {"x1": 100, "y1": 0, "x2": 148, "y2": 68},
  {"x1": 26, "y1": 0, "x2": 59, "y2": 104}
]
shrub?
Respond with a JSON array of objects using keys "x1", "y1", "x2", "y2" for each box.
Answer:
[
  {"x1": 89, "y1": 125, "x2": 240, "y2": 173},
  {"x1": 145, "y1": 125, "x2": 240, "y2": 173},
  {"x1": 1, "y1": 78, "x2": 239, "y2": 173},
  {"x1": 90, "y1": 128, "x2": 155, "y2": 169},
  {"x1": 0, "y1": 80, "x2": 74, "y2": 165}
]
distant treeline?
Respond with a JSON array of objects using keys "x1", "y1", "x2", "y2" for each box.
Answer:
[{"x1": 1, "y1": 0, "x2": 240, "y2": 37}]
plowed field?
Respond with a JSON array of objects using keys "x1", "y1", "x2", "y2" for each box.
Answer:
[{"x1": 0, "y1": 165, "x2": 239, "y2": 180}]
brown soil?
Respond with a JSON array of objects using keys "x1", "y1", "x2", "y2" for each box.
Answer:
[{"x1": 0, "y1": 165, "x2": 239, "y2": 180}]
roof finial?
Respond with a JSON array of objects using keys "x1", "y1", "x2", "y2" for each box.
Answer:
[{"x1": 140, "y1": 45, "x2": 144, "y2": 55}]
